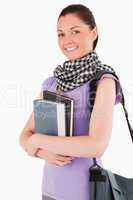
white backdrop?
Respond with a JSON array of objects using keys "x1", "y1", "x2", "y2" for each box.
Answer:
[{"x1": 0, "y1": 0, "x2": 133, "y2": 200}]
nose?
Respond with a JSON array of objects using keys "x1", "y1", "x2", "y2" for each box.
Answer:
[{"x1": 62, "y1": 34, "x2": 73, "y2": 46}]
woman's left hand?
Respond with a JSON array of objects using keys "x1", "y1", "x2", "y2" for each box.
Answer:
[{"x1": 25, "y1": 134, "x2": 41, "y2": 157}]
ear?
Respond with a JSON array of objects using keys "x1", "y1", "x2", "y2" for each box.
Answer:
[{"x1": 91, "y1": 26, "x2": 98, "y2": 40}]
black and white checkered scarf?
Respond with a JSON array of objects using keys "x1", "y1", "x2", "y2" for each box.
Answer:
[{"x1": 53, "y1": 51, "x2": 116, "y2": 92}]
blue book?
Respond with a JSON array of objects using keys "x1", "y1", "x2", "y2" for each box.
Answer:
[
  {"x1": 43, "y1": 90, "x2": 74, "y2": 136},
  {"x1": 33, "y1": 99, "x2": 66, "y2": 136}
]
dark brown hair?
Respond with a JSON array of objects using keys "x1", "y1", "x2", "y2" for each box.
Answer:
[{"x1": 58, "y1": 4, "x2": 98, "y2": 50}]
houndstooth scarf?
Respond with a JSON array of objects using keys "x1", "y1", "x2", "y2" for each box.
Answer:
[{"x1": 53, "y1": 51, "x2": 116, "y2": 92}]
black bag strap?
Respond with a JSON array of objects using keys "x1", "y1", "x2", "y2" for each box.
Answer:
[{"x1": 89, "y1": 70, "x2": 133, "y2": 167}]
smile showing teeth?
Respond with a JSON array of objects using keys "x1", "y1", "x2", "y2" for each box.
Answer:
[{"x1": 65, "y1": 47, "x2": 78, "y2": 52}]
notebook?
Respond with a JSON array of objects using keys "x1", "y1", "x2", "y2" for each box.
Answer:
[
  {"x1": 43, "y1": 90, "x2": 74, "y2": 136},
  {"x1": 33, "y1": 99, "x2": 66, "y2": 136}
]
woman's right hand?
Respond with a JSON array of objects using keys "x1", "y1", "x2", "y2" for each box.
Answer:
[
  {"x1": 35, "y1": 148, "x2": 75, "y2": 166},
  {"x1": 20, "y1": 134, "x2": 75, "y2": 166}
]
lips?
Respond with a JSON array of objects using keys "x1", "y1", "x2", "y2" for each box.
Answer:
[{"x1": 65, "y1": 46, "x2": 78, "y2": 52}]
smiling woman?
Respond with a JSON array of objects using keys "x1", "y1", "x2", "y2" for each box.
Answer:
[
  {"x1": 19, "y1": 4, "x2": 123, "y2": 200},
  {"x1": 57, "y1": 13, "x2": 98, "y2": 61}
]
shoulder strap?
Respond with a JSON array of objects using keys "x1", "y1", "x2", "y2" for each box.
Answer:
[{"x1": 89, "y1": 70, "x2": 133, "y2": 143}]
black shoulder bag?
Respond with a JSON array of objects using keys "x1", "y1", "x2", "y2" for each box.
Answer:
[{"x1": 89, "y1": 70, "x2": 133, "y2": 200}]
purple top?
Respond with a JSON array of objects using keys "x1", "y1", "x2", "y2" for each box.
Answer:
[{"x1": 41, "y1": 74, "x2": 122, "y2": 200}]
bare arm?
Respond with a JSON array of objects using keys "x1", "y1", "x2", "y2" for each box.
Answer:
[
  {"x1": 36, "y1": 77, "x2": 116, "y2": 158},
  {"x1": 19, "y1": 91, "x2": 43, "y2": 151}
]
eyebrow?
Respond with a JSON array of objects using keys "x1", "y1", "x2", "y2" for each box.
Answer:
[{"x1": 57, "y1": 25, "x2": 81, "y2": 32}]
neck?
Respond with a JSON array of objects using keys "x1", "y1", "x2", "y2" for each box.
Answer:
[{"x1": 69, "y1": 50, "x2": 95, "y2": 62}]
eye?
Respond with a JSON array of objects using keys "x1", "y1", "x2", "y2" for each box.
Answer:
[
  {"x1": 58, "y1": 33, "x2": 64, "y2": 38},
  {"x1": 72, "y1": 30, "x2": 80, "y2": 34}
]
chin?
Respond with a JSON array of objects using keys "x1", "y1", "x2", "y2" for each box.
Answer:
[
  {"x1": 65, "y1": 53, "x2": 84, "y2": 61},
  {"x1": 64, "y1": 51, "x2": 90, "y2": 61},
  {"x1": 68, "y1": 56, "x2": 79, "y2": 61}
]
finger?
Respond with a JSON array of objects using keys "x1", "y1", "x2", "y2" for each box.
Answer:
[
  {"x1": 35, "y1": 148, "x2": 42, "y2": 156},
  {"x1": 35, "y1": 149, "x2": 45, "y2": 158},
  {"x1": 58, "y1": 154, "x2": 73, "y2": 158},
  {"x1": 56, "y1": 155, "x2": 74, "y2": 162},
  {"x1": 35, "y1": 151, "x2": 41, "y2": 158},
  {"x1": 57, "y1": 157, "x2": 72, "y2": 162},
  {"x1": 55, "y1": 160, "x2": 72, "y2": 166},
  {"x1": 58, "y1": 154, "x2": 75, "y2": 160},
  {"x1": 26, "y1": 148, "x2": 38, "y2": 157}
]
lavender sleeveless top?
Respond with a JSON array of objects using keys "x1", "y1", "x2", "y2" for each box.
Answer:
[{"x1": 41, "y1": 74, "x2": 122, "y2": 200}]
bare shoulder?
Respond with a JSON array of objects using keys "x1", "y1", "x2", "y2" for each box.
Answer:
[{"x1": 94, "y1": 77, "x2": 116, "y2": 108}]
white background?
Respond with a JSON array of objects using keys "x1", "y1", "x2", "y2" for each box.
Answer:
[{"x1": 0, "y1": 0, "x2": 133, "y2": 199}]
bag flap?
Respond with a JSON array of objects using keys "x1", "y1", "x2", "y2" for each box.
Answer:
[
  {"x1": 107, "y1": 170, "x2": 125, "y2": 200},
  {"x1": 107, "y1": 170, "x2": 121, "y2": 191}
]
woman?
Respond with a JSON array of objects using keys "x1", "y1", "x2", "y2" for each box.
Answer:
[{"x1": 19, "y1": 4, "x2": 122, "y2": 200}]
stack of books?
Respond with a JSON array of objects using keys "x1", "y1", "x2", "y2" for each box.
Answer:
[{"x1": 33, "y1": 90, "x2": 74, "y2": 137}]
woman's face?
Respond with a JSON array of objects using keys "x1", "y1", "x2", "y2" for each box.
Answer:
[{"x1": 57, "y1": 14, "x2": 98, "y2": 61}]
